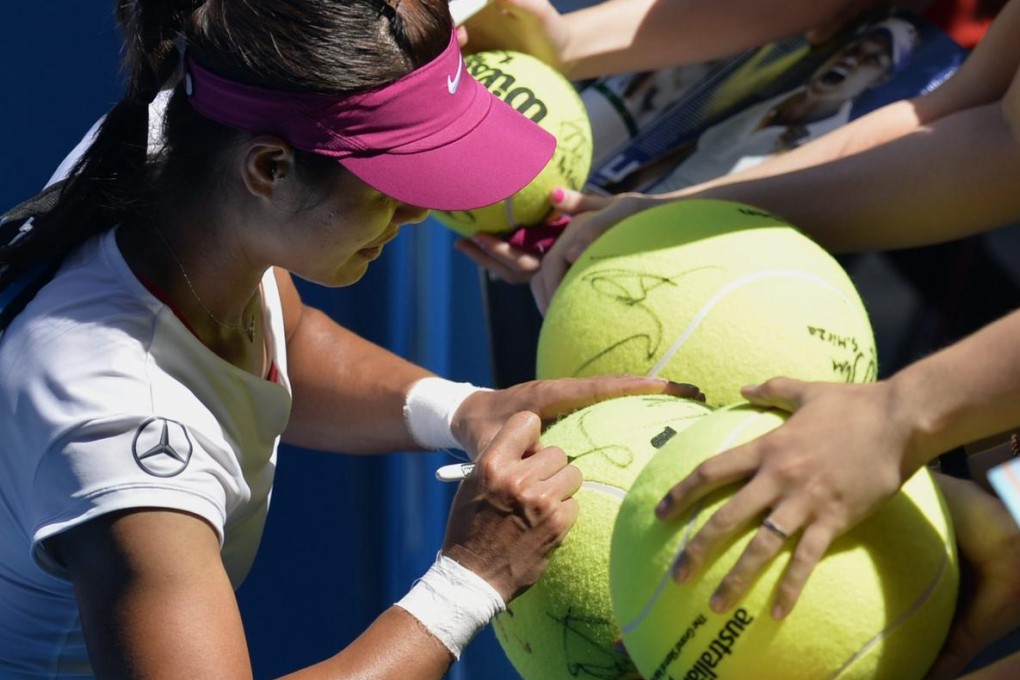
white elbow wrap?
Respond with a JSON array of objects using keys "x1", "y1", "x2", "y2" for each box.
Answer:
[
  {"x1": 402, "y1": 377, "x2": 488, "y2": 451},
  {"x1": 396, "y1": 553, "x2": 506, "y2": 659}
]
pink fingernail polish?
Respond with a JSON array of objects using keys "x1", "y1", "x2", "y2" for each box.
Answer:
[{"x1": 551, "y1": 188, "x2": 565, "y2": 203}]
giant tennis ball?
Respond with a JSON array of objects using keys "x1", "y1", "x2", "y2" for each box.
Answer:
[
  {"x1": 610, "y1": 404, "x2": 959, "y2": 680},
  {"x1": 536, "y1": 199, "x2": 878, "y2": 406},
  {"x1": 492, "y1": 394, "x2": 713, "y2": 680},
  {"x1": 433, "y1": 50, "x2": 593, "y2": 237}
]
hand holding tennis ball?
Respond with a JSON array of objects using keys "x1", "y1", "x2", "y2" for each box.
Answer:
[
  {"x1": 433, "y1": 50, "x2": 593, "y2": 239},
  {"x1": 536, "y1": 199, "x2": 878, "y2": 406},
  {"x1": 612, "y1": 403, "x2": 958, "y2": 680},
  {"x1": 492, "y1": 394, "x2": 712, "y2": 680}
]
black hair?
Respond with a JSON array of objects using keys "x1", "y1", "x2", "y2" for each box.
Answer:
[{"x1": 1, "y1": 0, "x2": 452, "y2": 282}]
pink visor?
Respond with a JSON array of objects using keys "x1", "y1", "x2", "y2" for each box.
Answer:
[{"x1": 184, "y1": 30, "x2": 556, "y2": 211}]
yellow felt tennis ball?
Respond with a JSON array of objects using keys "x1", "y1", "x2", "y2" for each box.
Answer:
[
  {"x1": 536, "y1": 199, "x2": 878, "y2": 407},
  {"x1": 492, "y1": 394, "x2": 713, "y2": 680},
  {"x1": 432, "y1": 50, "x2": 593, "y2": 237},
  {"x1": 610, "y1": 404, "x2": 959, "y2": 680}
]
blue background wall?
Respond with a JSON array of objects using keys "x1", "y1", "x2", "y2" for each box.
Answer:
[{"x1": 1, "y1": 2, "x2": 518, "y2": 677}]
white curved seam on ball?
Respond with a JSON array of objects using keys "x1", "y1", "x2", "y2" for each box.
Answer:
[
  {"x1": 504, "y1": 199, "x2": 520, "y2": 231},
  {"x1": 620, "y1": 412, "x2": 769, "y2": 635},
  {"x1": 620, "y1": 508, "x2": 701, "y2": 636},
  {"x1": 827, "y1": 548, "x2": 950, "y2": 679},
  {"x1": 582, "y1": 480, "x2": 627, "y2": 499},
  {"x1": 645, "y1": 269, "x2": 862, "y2": 379}
]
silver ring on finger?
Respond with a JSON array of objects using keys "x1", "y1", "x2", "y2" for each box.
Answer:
[{"x1": 761, "y1": 517, "x2": 791, "y2": 541}]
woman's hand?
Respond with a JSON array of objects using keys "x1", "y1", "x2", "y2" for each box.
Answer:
[
  {"x1": 925, "y1": 474, "x2": 1020, "y2": 680},
  {"x1": 452, "y1": 374, "x2": 704, "y2": 461},
  {"x1": 530, "y1": 188, "x2": 660, "y2": 313},
  {"x1": 655, "y1": 377, "x2": 916, "y2": 619},
  {"x1": 458, "y1": 0, "x2": 570, "y2": 73},
  {"x1": 442, "y1": 411, "x2": 581, "y2": 602},
  {"x1": 453, "y1": 188, "x2": 660, "y2": 303},
  {"x1": 454, "y1": 232, "x2": 543, "y2": 285}
]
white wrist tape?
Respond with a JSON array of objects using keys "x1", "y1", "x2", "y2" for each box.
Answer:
[
  {"x1": 403, "y1": 377, "x2": 488, "y2": 451},
  {"x1": 396, "y1": 553, "x2": 506, "y2": 659}
]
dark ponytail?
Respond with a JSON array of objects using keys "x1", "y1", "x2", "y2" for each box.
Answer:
[
  {"x1": 2, "y1": 0, "x2": 454, "y2": 288},
  {"x1": 0, "y1": 0, "x2": 197, "y2": 281}
]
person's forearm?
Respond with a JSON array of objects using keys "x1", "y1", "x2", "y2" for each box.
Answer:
[
  {"x1": 674, "y1": 99, "x2": 1020, "y2": 252},
  {"x1": 662, "y1": 0, "x2": 1020, "y2": 251},
  {"x1": 885, "y1": 308, "x2": 1020, "y2": 474},
  {"x1": 283, "y1": 305, "x2": 433, "y2": 453},
  {"x1": 680, "y1": 96, "x2": 923, "y2": 193},
  {"x1": 958, "y1": 650, "x2": 1020, "y2": 680},
  {"x1": 561, "y1": 0, "x2": 872, "y2": 79},
  {"x1": 278, "y1": 607, "x2": 453, "y2": 680}
]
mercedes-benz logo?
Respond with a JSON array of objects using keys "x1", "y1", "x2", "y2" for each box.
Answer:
[{"x1": 132, "y1": 418, "x2": 194, "y2": 477}]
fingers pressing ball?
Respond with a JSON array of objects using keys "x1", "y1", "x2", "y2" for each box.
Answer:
[{"x1": 610, "y1": 404, "x2": 959, "y2": 680}]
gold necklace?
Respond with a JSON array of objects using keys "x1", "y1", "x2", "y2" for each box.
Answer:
[{"x1": 152, "y1": 226, "x2": 257, "y2": 343}]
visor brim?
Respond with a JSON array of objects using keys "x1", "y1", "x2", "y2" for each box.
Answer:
[{"x1": 339, "y1": 95, "x2": 557, "y2": 212}]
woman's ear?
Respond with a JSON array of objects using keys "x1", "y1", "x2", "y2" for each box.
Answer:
[{"x1": 242, "y1": 138, "x2": 295, "y2": 201}]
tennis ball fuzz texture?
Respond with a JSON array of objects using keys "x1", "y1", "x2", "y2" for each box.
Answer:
[
  {"x1": 610, "y1": 404, "x2": 959, "y2": 680},
  {"x1": 432, "y1": 50, "x2": 593, "y2": 237},
  {"x1": 493, "y1": 394, "x2": 713, "y2": 680},
  {"x1": 536, "y1": 200, "x2": 878, "y2": 407}
]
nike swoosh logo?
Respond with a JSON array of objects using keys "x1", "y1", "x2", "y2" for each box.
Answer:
[{"x1": 447, "y1": 53, "x2": 464, "y2": 94}]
